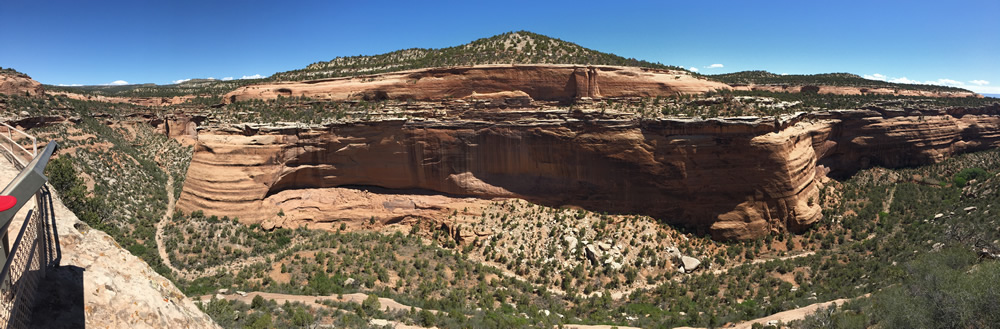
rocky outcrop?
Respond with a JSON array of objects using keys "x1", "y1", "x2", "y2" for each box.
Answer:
[
  {"x1": 0, "y1": 159, "x2": 218, "y2": 328},
  {"x1": 47, "y1": 91, "x2": 198, "y2": 106},
  {"x1": 175, "y1": 104, "x2": 1000, "y2": 240},
  {"x1": 730, "y1": 84, "x2": 981, "y2": 98},
  {"x1": 0, "y1": 71, "x2": 44, "y2": 97},
  {"x1": 152, "y1": 113, "x2": 206, "y2": 145},
  {"x1": 222, "y1": 64, "x2": 730, "y2": 104}
]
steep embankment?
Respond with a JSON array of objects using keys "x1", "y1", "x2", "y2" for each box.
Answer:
[
  {"x1": 0, "y1": 160, "x2": 218, "y2": 328},
  {"x1": 174, "y1": 104, "x2": 1000, "y2": 240},
  {"x1": 223, "y1": 64, "x2": 729, "y2": 103}
]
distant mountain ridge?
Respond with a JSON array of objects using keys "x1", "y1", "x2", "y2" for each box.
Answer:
[
  {"x1": 711, "y1": 70, "x2": 973, "y2": 93},
  {"x1": 271, "y1": 31, "x2": 685, "y2": 81}
]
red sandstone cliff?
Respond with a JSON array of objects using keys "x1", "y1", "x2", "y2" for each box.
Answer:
[
  {"x1": 174, "y1": 104, "x2": 1000, "y2": 240},
  {"x1": 223, "y1": 65, "x2": 730, "y2": 104},
  {"x1": 47, "y1": 91, "x2": 197, "y2": 106},
  {"x1": 730, "y1": 84, "x2": 981, "y2": 98},
  {"x1": 0, "y1": 71, "x2": 44, "y2": 97}
]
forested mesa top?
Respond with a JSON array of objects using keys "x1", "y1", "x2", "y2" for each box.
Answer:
[
  {"x1": 0, "y1": 67, "x2": 29, "y2": 77},
  {"x1": 38, "y1": 31, "x2": 980, "y2": 98},
  {"x1": 272, "y1": 31, "x2": 686, "y2": 81},
  {"x1": 710, "y1": 70, "x2": 972, "y2": 93}
]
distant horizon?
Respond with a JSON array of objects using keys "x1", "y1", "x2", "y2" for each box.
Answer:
[{"x1": 1, "y1": 0, "x2": 997, "y2": 94}]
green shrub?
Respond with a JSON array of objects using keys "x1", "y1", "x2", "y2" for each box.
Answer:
[{"x1": 953, "y1": 167, "x2": 989, "y2": 187}]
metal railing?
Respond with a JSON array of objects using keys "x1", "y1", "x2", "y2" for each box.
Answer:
[
  {"x1": 0, "y1": 124, "x2": 37, "y2": 168},
  {"x1": 0, "y1": 141, "x2": 57, "y2": 328}
]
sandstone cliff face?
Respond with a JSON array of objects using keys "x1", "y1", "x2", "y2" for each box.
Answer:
[
  {"x1": 730, "y1": 84, "x2": 981, "y2": 98},
  {"x1": 47, "y1": 91, "x2": 196, "y2": 106},
  {"x1": 0, "y1": 72, "x2": 44, "y2": 97},
  {"x1": 175, "y1": 104, "x2": 1000, "y2": 240},
  {"x1": 223, "y1": 65, "x2": 730, "y2": 104}
]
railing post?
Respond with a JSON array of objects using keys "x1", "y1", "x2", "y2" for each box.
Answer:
[{"x1": 0, "y1": 142, "x2": 56, "y2": 266}]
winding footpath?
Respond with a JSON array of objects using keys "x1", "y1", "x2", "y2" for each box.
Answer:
[
  {"x1": 676, "y1": 294, "x2": 869, "y2": 329},
  {"x1": 156, "y1": 175, "x2": 185, "y2": 276},
  {"x1": 200, "y1": 291, "x2": 436, "y2": 329},
  {"x1": 154, "y1": 174, "x2": 306, "y2": 280}
]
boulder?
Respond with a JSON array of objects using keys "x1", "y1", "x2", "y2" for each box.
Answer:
[
  {"x1": 563, "y1": 235, "x2": 578, "y2": 250},
  {"x1": 605, "y1": 259, "x2": 623, "y2": 271},
  {"x1": 261, "y1": 220, "x2": 275, "y2": 231},
  {"x1": 681, "y1": 256, "x2": 701, "y2": 272},
  {"x1": 666, "y1": 247, "x2": 682, "y2": 260},
  {"x1": 585, "y1": 244, "x2": 601, "y2": 266}
]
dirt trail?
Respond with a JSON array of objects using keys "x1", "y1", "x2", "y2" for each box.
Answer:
[
  {"x1": 154, "y1": 172, "x2": 303, "y2": 280},
  {"x1": 677, "y1": 295, "x2": 867, "y2": 329},
  {"x1": 200, "y1": 291, "x2": 437, "y2": 328},
  {"x1": 156, "y1": 176, "x2": 184, "y2": 275},
  {"x1": 883, "y1": 186, "x2": 896, "y2": 213},
  {"x1": 202, "y1": 291, "x2": 644, "y2": 329},
  {"x1": 712, "y1": 251, "x2": 817, "y2": 275},
  {"x1": 199, "y1": 291, "x2": 431, "y2": 314}
]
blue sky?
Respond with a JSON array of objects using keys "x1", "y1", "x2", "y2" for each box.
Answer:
[{"x1": 1, "y1": 0, "x2": 998, "y2": 94}]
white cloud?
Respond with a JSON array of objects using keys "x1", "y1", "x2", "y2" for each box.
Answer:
[
  {"x1": 57, "y1": 83, "x2": 82, "y2": 87},
  {"x1": 207, "y1": 77, "x2": 215, "y2": 80},
  {"x1": 240, "y1": 74, "x2": 264, "y2": 80},
  {"x1": 968, "y1": 85, "x2": 1000, "y2": 94},
  {"x1": 866, "y1": 73, "x2": 998, "y2": 94},
  {"x1": 222, "y1": 77, "x2": 234, "y2": 81},
  {"x1": 705, "y1": 64, "x2": 724, "y2": 69},
  {"x1": 926, "y1": 78, "x2": 964, "y2": 86},
  {"x1": 172, "y1": 78, "x2": 191, "y2": 84},
  {"x1": 888, "y1": 77, "x2": 919, "y2": 84},
  {"x1": 107, "y1": 80, "x2": 129, "y2": 86},
  {"x1": 864, "y1": 73, "x2": 887, "y2": 81},
  {"x1": 688, "y1": 67, "x2": 699, "y2": 72}
]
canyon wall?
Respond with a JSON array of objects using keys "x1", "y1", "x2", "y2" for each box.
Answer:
[
  {"x1": 729, "y1": 84, "x2": 981, "y2": 98},
  {"x1": 47, "y1": 91, "x2": 197, "y2": 106},
  {"x1": 223, "y1": 65, "x2": 730, "y2": 103},
  {"x1": 175, "y1": 104, "x2": 1000, "y2": 240}
]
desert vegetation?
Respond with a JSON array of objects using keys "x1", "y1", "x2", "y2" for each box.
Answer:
[
  {"x1": 2, "y1": 89, "x2": 991, "y2": 328},
  {"x1": 277, "y1": 31, "x2": 686, "y2": 81},
  {"x1": 4, "y1": 29, "x2": 999, "y2": 328},
  {"x1": 711, "y1": 70, "x2": 972, "y2": 93}
]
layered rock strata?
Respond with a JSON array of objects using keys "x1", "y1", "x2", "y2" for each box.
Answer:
[
  {"x1": 176, "y1": 104, "x2": 1000, "y2": 240},
  {"x1": 0, "y1": 71, "x2": 44, "y2": 97},
  {"x1": 729, "y1": 84, "x2": 981, "y2": 98},
  {"x1": 47, "y1": 91, "x2": 197, "y2": 106},
  {"x1": 223, "y1": 65, "x2": 729, "y2": 104}
]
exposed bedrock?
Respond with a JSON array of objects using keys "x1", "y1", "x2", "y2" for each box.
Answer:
[
  {"x1": 729, "y1": 84, "x2": 981, "y2": 98},
  {"x1": 222, "y1": 64, "x2": 729, "y2": 104},
  {"x1": 176, "y1": 104, "x2": 1000, "y2": 240}
]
